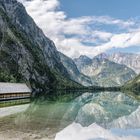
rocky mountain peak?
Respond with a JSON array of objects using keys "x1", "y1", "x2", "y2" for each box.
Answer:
[
  {"x1": 79, "y1": 55, "x2": 91, "y2": 60},
  {"x1": 74, "y1": 55, "x2": 92, "y2": 66},
  {"x1": 95, "y1": 53, "x2": 109, "y2": 60}
]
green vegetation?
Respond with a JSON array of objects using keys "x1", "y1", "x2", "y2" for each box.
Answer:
[
  {"x1": 0, "y1": 70, "x2": 17, "y2": 82},
  {"x1": 0, "y1": 67, "x2": 24, "y2": 83},
  {"x1": 118, "y1": 75, "x2": 140, "y2": 100},
  {"x1": 122, "y1": 74, "x2": 140, "y2": 94}
]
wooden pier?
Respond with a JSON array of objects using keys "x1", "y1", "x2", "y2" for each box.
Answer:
[{"x1": 0, "y1": 83, "x2": 31, "y2": 107}]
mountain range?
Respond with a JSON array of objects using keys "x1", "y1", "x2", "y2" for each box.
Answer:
[
  {"x1": 74, "y1": 54, "x2": 137, "y2": 87},
  {"x1": 85, "y1": 52, "x2": 140, "y2": 74}
]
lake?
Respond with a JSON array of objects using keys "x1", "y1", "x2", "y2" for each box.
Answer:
[{"x1": 0, "y1": 90, "x2": 140, "y2": 140}]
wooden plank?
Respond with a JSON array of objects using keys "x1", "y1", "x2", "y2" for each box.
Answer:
[{"x1": 0, "y1": 96, "x2": 30, "y2": 102}]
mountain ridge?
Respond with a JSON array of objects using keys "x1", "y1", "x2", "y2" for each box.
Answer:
[
  {"x1": 59, "y1": 52, "x2": 93, "y2": 86},
  {"x1": 0, "y1": 0, "x2": 82, "y2": 92},
  {"x1": 74, "y1": 54, "x2": 136, "y2": 87}
]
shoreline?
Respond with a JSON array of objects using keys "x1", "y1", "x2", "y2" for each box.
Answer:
[
  {"x1": 0, "y1": 104, "x2": 57, "y2": 140},
  {"x1": 0, "y1": 104, "x2": 30, "y2": 118}
]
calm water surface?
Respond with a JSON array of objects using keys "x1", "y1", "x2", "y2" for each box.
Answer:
[{"x1": 0, "y1": 90, "x2": 140, "y2": 140}]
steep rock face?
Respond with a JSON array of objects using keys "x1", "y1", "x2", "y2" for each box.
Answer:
[
  {"x1": 74, "y1": 55, "x2": 136, "y2": 87},
  {"x1": 108, "y1": 52, "x2": 140, "y2": 74},
  {"x1": 0, "y1": 0, "x2": 81, "y2": 92},
  {"x1": 1, "y1": 0, "x2": 69, "y2": 77},
  {"x1": 59, "y1": 53, "x2": 92, "y2": 86}
]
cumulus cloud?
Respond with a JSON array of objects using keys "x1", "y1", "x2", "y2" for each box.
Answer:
[{"x1": 18, "y1": 0, "x2": 140, "y2": 58}]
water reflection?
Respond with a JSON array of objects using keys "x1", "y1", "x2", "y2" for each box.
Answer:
[
  {"x1": 0, "y1": 90, "x2": 139, "y2": 139},
  {"x1": 0, "y1": 91, "x2": 140, "y2": 140},
  {"x1": 0, "y1": 98, "x2": 30, "y2": 108}
]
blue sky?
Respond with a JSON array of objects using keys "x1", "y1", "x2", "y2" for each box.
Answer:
[
  {"x1": 20, "y1": 0, "x2": 140, "y2": 57},
  {"x1": 59, "y1": 0, "x2": 140, "y2": 56},
  {"x1": 59, "y1": 0, "x2": 140, "y2": 19}
]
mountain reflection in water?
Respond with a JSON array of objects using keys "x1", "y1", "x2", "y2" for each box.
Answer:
[{"x1": 0, "y1": 90, "x2": 140, "y2": 140}]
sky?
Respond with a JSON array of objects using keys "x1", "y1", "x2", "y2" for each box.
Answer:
[
  {"x1": 59, "y1": 0, "x2": 140, "y2": 19},
  {"x1": 19, "y1": 0, "x2": 140, "y2": 58}
]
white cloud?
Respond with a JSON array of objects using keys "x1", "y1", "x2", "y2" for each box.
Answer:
[
  {"x1": 18, "y1": 0, "x2": 140, "y2": 58},
  {"x1": 90, "y1": 16, "x2": 135, "y2": 28},
  {"x1": 91, "y1": 31, "x2": 113, "y2": 42}
]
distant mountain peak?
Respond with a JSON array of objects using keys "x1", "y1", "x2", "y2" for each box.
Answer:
[
  {"x1": 74, "y1": 55, "x2": 92, "y2": 66},
  {"x1": 95, "y1": 53, "x2": 109, "y2": 60},
  {"x1": 79, "y1": 55, "x2": 91, "y2": 60}
]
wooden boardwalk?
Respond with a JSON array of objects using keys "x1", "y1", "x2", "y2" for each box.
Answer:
[{"x1": 0, "y1": 83, "x2": 31, "y2": 107}]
